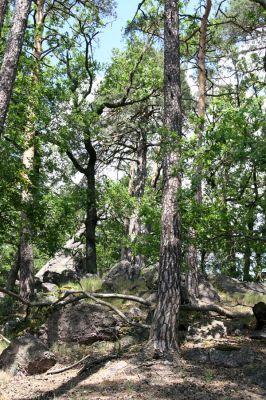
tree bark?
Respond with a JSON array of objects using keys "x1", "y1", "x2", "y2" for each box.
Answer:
[
  {"x1": 19, "y1": 0, "x2": 44, "y2": 300},
  {"x1": 186, "y1": 0, "x2": 212, "y2": 302},
  {"x1": 84, "y1": 138, "x2": 98, "y2": 274},
  {"x1": 0, "y1": 0, "x2": 32, "y2": 135},
  {"x1": 123, "y1": 130, "x2": 147, "y2": 269},
  {"x1": 0, "y1": 0, "x2": 8, "y2": 34},
  {"x1": 6, "y1": 250, "x2": 20, "y2": 291},
  {"x1": 149, "y1": 0, "x2": 182, "y2": 357}
]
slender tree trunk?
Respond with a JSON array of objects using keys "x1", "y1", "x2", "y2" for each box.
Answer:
[
  {"x1": 19, "y1": 0, "x2": 44, "y2": 300},
  {"x1": 84, "y1": 138, "x2": 98, "y2": 274},
  {"x1": 149, "y1": 0, "x2": 182, "y2": 357},
  {"x1": 0, "y1": 0, "x2": 32, "y2": 135},
  {"x1": 6, "y1": 250, "x2": 20, "y2": 291},
  {"x1": 243, "y1": 220, "x2": 254, "y2": 282},
  {"x1": 186, "y1": 0, "x2": 212, "y2": 302},
  {"x1": 0, "y1": 0, "x2": 8, "y2": 34},
  {"x1": 123, "y1": 131, "x2": 147, "y2": 270}
]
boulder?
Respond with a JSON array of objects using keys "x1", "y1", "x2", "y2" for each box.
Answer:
[
  {"x1": 42, "y1": 269, "x2": 79, "y2": 286},
  {"x1": 36, "y1": 228, "x2": 85, "y2": 286},
  {"x1": 46, "y1": 302, "x2": 119, "y2": 345},
  {"x1": 186, "y1": 346, "x2": 256, "y2": 368},
  {"x1": 187, "y1": 320, "x2": 227, "y2": 342},
  {"x1": 253, "y1": 301, "x2": 266, "y2": 330},
  {"x1": 211, "y1": 275, "x2": 266, "y2": 296},
  {"x1": 245, "y1": 367, "x2": 266, "y2": 389},
  {"x1": 103, "y1": 260, "x2": 141, "y2": 290},
  {"x1": 41, "y1": 282, "x2": 58, "y2": 293},
  {"x1": 142, "y1": 265, "x2": 220, "y2": 304},
  {"x1": 0, "y1": 334, "x2": 56, "y2": 375}
]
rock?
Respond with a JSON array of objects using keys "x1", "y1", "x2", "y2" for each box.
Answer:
[
  {"x1": 36, "y1": 228, "x2": 85, "y2": 285},
  {"x1": 46, "y1": 302, "x2": 118, "y2": 345},
  {"x1": 186, "y1": 346, "x2": 256, "y2": 368},
  {"x1": 253, "y1": 302, "x2": 266, "y2": 330},
  {"x1": 142, "y1": 267, "x2": 220, "y2": 304},
  {"x1": 103, "y1": 261, "x2": 141, "y2": 290},
  {"x1": 141, "y1": 264, "x2": 159, "y2": 290},
  {"x1": 211, "y1": 274, "x2": 266, "y2": 296},
  {"x1": 41, "y1": 282, "x2": 58, "y2": 293},
  {"x1": 250, "y1": 327, "x2": 266, "y2": 340},
  {"x1": 198, "y1": 274, "x2": 220, "y2": 303},
  {"x1": 0, "y1": 334, "x2": 56, "y2": 375},
  {"x1": 3, "y1": 318, "x2": 21, "y2": 336},
  {"x1": 187, "y1": 320, "x2": 227, "y2": 341},
  {"x1": 42, "y1": 269, "x2": 79, "y2": 286},
  {"x1": 245, "y1": 367, "x2": 266, "y2": 389}
]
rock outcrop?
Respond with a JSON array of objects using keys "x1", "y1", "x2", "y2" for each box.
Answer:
[
  {"x1": 45, "y1": 302, "x2": 119, "y2": 345},
  {"x1": 0, "y1": 334, "x2": 56, "y2": 375},
  {"x1": 103, "y1": 260, "x2": 141, "y2": 290},
  {"x1": 35, "y1": 228, "x2": 85, "y2": 286}
]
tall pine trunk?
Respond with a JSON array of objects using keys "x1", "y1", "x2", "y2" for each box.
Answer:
[
  {"x1": 0, "y1": 0, "x2": 32, "y2": 134},
  {"x1": 19, "y1": 0, "x2": 44, "y2": 300},
  {"x1": 0, "y1": 0, "x2": 8, "y2": 33},
  {"x1": 149, "y1": 0, "x2": 182, "y2": 357},
  {"x1": 186, "y1": 0, "x2": 212, "y2": 303}
]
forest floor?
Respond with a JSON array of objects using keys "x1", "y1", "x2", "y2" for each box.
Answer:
[{"x1": 0, "y1": 336, "x2": 265, "y2": 400}]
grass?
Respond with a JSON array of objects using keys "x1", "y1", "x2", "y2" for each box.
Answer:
[
  {"x1": 61, "y1": 276, "x2": 103, "y2": 293},
  {"x1": 219, "y1": 290, "x2": 266, "y2": 309},
  {"x1": 0, "y1": 340, "x2": 8, "y2": 354}
]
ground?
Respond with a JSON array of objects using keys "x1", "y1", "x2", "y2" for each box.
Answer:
[{"x1": 0, "y1": 337, "x2": 265, "y2": 400}]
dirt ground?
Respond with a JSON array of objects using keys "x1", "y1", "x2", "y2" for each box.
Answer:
[{"x1": 0, "y1": 337, "x2": 265, "y2": 400}]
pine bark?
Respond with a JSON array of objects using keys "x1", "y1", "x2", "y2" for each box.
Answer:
[
  {"x1": 19, "y1": 0, "x2": 44, "y2": 300},
  {"x1": 0, "y1": 0, "x2": 8, "y2": 33},
  {"x1": 149, "y1": 0, "x2": 182, "y2": 357},
  {"x1": 0, "y1": 0, "x2": 32, "y2": 135},
  {"x1": 186, "y1": 0, "x2": 212, "y2": 302}
]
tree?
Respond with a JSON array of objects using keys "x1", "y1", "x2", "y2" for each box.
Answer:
[
  {"x1": 149, "y1": 0, "x2": 182, "y2": 357},
  {"x1": 186, "y1": 0, "x2": 212, "y2": 302},
  {"x1": 0, "y1": 0, "x2": 32, "y2": 135},
  {"x1": 0, "y1": 0, "x2": 8, "y2": 34}
]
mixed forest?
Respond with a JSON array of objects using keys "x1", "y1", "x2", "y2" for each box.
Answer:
[{"x1": 0, "y1": 0, "x2": 266, "y2": 380}]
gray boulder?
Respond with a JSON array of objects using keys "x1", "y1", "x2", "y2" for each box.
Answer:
[
  {"x1": 46, "y1": 302, "x2": 119, "y2": 345},
  {"x1": 211, "y1": 275, "x2": 266, "y2": 296},
  {"x1": 36, "y1": 228, "x2": 85, "y2": 286},
  {"x1": 0, "y1": 334, "x2": 56, "y2": 375},
  {"x1": 142, "y1": 265, "x2": 220, "y2": 304},
  {"x1": 187, "y1": 320, "x2": 227, "y2": 342},
  {"x1": 103, "y1": 260, "x2": 141, "y2": 290}
]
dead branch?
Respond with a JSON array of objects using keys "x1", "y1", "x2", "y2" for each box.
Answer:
[
  {"x1": 47, "y1": 354, "x2": 118, "y2": 375},
  {"x1": 0, "y1": 334, "x2": 10, "y2": 344},
  {"x1": 181, "y1": 303, "x2": 252, "y2": 318},
  {"x1": 0, "y1": 287, "x2": 253, "y2": 321},
  {"x1": 82, "y1": 292, "x2": 150, "y2": 330}
]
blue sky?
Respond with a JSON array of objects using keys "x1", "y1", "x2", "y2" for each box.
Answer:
[
  {"x1": 94, "y1": 0, "x2": 198, "y2": 65},
  {"x1": 94, "y1": 0, "x2": 140, "y2": 65}
]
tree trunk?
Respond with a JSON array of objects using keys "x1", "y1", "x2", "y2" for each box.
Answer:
[
  {"x1": 19, "y1": 222, "x2": 34, "y2": 300},
  {"x1": 0, "y1": 0, "x2": 32, "y2": 135},
  {"x1": 123, "y1": 131, "x2": 147, "y2": 269},
  {"x1": 149, "y1": 0, "x2": 182, "y2": 357},
  {"x1": 186, "y1": 0, "x2": 212, "y2": 302},
  {"x1": 19, "y1": 0, "x2": 44, "y2": 300},
  {"x1": 0, "y1": 0, "x2": 8, "y2": 34},
  {"x1": 84, "y1": 138, "x2": 98, "y2": 274},
  {"x1": 6, "y1": 250, "x2": 20, "y2": 291}
]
